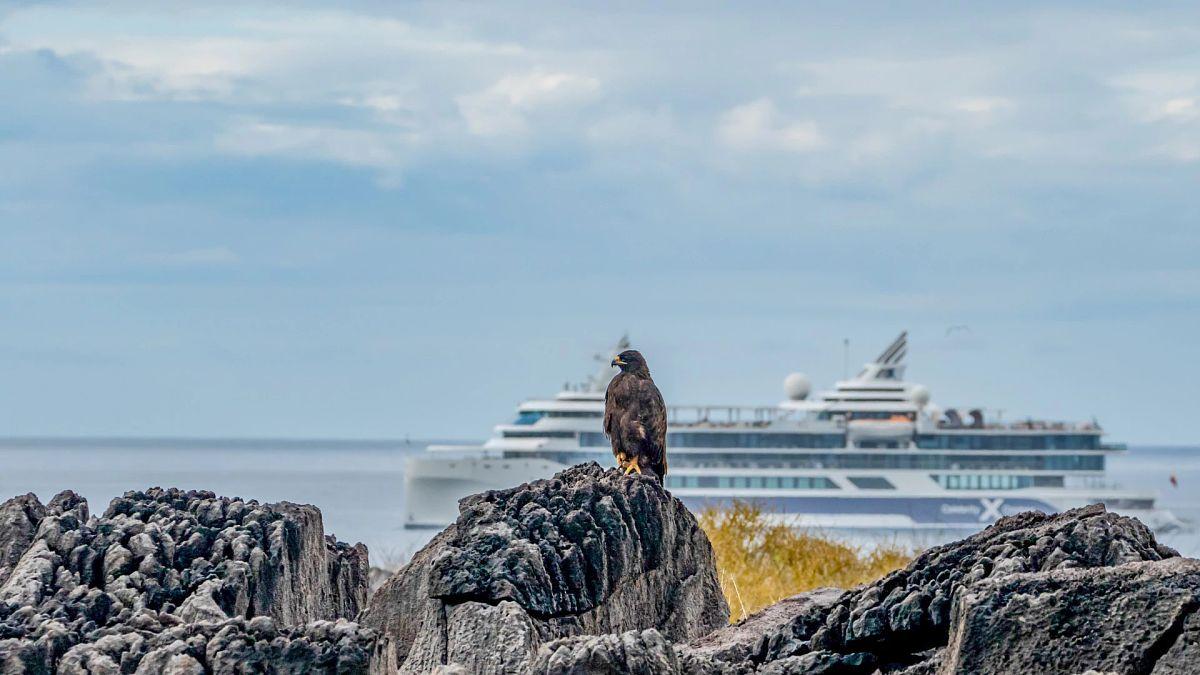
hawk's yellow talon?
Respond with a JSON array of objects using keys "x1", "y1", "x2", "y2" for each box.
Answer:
[{"x1": 624, "y1": 457, "x2": 642, "y2": 475}]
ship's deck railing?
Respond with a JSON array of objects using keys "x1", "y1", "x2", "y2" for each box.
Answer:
[
  {"x1": 668, "y1": 405, "x2": 795, "y2": 426},
  {"x1": 935, "y1": 421, "x2": 1103, "y2": 432}
]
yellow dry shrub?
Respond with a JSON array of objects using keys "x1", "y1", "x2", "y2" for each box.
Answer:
[{"x1": 698, "y1": 500, "x2": 913, "y2": 622}]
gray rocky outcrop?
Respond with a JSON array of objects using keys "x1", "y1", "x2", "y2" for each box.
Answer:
[
  {"x1": 0, "y1": 494, "x2": 49, "y2": 587},
  {"x1": 4, "y1": 470, "x2": 1199, "y2": 674},
  {"x1": 0, "y1": 488, "x2": 384, "y2": 674},
  {"x1": 360, "y1": 462, "x2": 729, "y2": 673},
  {"x1": 528, "y1": 503, "x2": 1192, "y2": 674},
  {"x1": 942, "y1": 556, "x2": 1200, "y2": 674}
]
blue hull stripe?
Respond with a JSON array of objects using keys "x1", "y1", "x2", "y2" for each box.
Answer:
[{"x1": 680, "y1": 495, "x2": 1058, "y2": 524}]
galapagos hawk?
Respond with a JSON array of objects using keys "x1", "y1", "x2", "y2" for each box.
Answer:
[{"x1": 605, "y1": 349, "x2": 668, "y2": 483}]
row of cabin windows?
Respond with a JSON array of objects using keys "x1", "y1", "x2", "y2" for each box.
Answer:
[
  {"x1": 817, "y1": 411, "x2": 915, "y2": 420},
  {"x1": 916, "y1": 434, "x2": 1100, "y2": 450},
  {"x1": 517, "y1": 449, "x2": 1105, "y2": 472},
  {"x1": 666, "y1": 475, "x2": 838, "y2": 490},
  {"x1": 525, "y1": 425, "x2": 1098, "y2": 452},
  {"x1": 932, "y1": 474, "x2": 1065, "y2": 490},
  {"x1": 578, "y1": 432, "x2": 845, "y2": 449},
  {"x1": 619, "y1": 429, "x2": 1097, "y2": 451},
  {"x1": 503, "y1": 430, "x2": 576, "y2": 438}
]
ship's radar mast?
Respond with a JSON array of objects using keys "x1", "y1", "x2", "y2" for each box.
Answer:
[
  {"x1": 582, "y1": 334, "x2": 630, "y2": 392},
  {"x1": 855, "y1": 331, "x2": 908, "y2": 381}
]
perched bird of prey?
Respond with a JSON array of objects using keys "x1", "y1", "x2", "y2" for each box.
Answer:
[{"x1": 605, "y1": 349, "x2": 668, "y2": 483}]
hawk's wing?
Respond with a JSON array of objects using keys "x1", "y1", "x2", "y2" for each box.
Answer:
[
  {"x1": 639, "y1": 378, "x2": 667, "y2": 451},
  {"x1": 633, "y1": 377, "x2": 668, "y2": 478},
  {"x1": 603, "y1": 374, "x2": 619, "y2": 440}
]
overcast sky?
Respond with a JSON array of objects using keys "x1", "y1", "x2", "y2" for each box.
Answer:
[{"x1": 1, "y1": 2, "x2": 1197, "y2": 443}]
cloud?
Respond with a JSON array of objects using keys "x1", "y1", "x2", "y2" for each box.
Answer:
[
  {"x1": 1, "y1": 3, "x2": 1199, "y2": 442},
  {"x1": 1110, "y1": 70, "x2": 1200, "y2": 123},
  {"x1": 953, "y1": 97, "x2": 1013, "y2": 115},
  {"x1": 215, "y1": 120, "x2": 419, "y2": 182},
  {"x1": 1, "y1": 7, "x2": 528, "y2": 103},
  {"x1": 1156, "y1": 97, "x2": 1198, "y2": 121},
  {"x1": 456, "y1": 69, "x2": 601, "y2": 137},
  {"x1": 716, "y1": 98, "x2": 823, "y2": 153}
]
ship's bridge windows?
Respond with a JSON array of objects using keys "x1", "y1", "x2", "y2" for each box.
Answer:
[
  {"x1": 514, "y1": 411, "x2": 545, "y2": 425},
  {"x1": 847, "y1": 476, "x2": 895, "y2": 490},
  {"x1": 545, "y1": 411, "x2": 603, "y2": 418}
]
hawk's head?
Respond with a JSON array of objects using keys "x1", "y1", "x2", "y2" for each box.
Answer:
[{"x1": 611, "y1": 349, "x2": 649, "y2": 374}]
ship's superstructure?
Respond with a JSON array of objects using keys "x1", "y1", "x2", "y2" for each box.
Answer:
[{"x1": 403, "y1": 333, "x2": 1176, "y2": 538}]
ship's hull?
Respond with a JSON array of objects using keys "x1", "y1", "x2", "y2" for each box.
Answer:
[{"x1": 402, "y1": 455, "x2": 1181, "y2": 536}]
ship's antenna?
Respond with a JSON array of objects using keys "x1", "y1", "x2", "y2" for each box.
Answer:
[{"x1": 842, "y1": 338, "x2": 849, "y2": 380}]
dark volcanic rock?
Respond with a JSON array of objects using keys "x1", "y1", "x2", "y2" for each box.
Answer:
[
  {"x1": 23, "y1": 616, "x2": 395, "y2": 675},
  {"x1": 0, "y1": 494, "x2": 47, "y2": 586},
  {"x1": 684, "y1": 587, "x2": 846, "y2": 668},
  {"x1": 743, "y1": 504, "x2": 1177, "y2": 673},
  {"x1": 0, "y1": 487, "x2": 380, "y2": 673},
  {"x1": 361, "y1": 462, "x2": 729, "y2": 673},
  {"x1": 5, "y1": 473, "x2": 1195, "y2": 674},
  {"x1": 532, "y1": 629, "x2": 681, "y2": 674},
  {"x1": 942, "y1": 556, "x2": 1200, "y2": 675},
  {"x1": 529, "y1": 503, "x2": 1184, "y2": 674}
]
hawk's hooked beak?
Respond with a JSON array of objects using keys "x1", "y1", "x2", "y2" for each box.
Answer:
[{"x1": 611, "y1": 355, "x2": 625, "y2": 367}]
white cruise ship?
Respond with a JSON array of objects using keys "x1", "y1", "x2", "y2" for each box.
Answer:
[{"x1": 403, "y1": 333, "x2": 1179, "y2": 540}]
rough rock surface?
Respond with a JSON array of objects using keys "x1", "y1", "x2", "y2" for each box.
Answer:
[
  {"x1": 0, "y1": 488, "x2": 382, "y2": 674},
  {"x1": 360, "y1": 462, "x2": 728, "y2": 673},
  {"x1": 5, "y1": 472, "x2": 1198, "y2": 674},
  {"x1": 1, "y1": 494, "x2": 45, "y2": 586},
  {"x1": 529, "y1": 503, "x2": 1188, "y2": 674},
  {"x1": 942, "y1": 556, "x2": 1200, "y2": 675}
]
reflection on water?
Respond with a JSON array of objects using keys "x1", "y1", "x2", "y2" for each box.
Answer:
[{"x1": 0, "y1": 440, "x2": 1196, "y2": 563}]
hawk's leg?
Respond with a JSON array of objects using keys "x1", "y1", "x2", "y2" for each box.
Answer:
[
  {"x1": 623, "y1": 456, "x2": 642, "y2": 475},
  {"x1": 615, "y1": 451, "x2": 629, "y2": 470}
]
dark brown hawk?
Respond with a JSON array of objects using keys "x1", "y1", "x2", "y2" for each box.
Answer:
[{"x1": 604, "y1": 349, "x2": 667, "y2": 483}]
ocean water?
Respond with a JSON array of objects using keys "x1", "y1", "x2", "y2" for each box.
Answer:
[
  {"x1": 1108, "y1": 446, "x2": 1200, "y2": 557},
  {"x1": 0, "y1": 438, "x2": 452, "y2": 565},
  {"x1": 1, "y1": 439, "x2": 1197, "y2": 563}
]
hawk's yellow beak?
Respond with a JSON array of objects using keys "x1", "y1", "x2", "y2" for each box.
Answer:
[{"x1": 611, "y1": 355, "x2": 625, "y2": 367}]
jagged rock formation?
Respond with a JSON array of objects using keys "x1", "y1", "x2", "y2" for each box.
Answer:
[
  {"x1": 0, "y1": 494, "x2": 50, "y2": 585},
  {"x1": 0, "y1": 488, "x2": 385, "y2": 674},
  {"x1": 360, "y1": 463, "x2": 729, "y2": 673},
  {"x1": 529, "y1": 503, "x2": 1192, "y2": 674},
  {"x1": 4, "y1": 472, "x2": 1198, "y2": 674},
  {"x1": 942, "y1": 556, "x2": 1200, "y2": 675}
]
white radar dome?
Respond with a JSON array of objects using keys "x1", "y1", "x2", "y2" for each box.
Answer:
[
  {"x1": 910, "y1": 385, "x2": 931, "y2": 407},
  {"x1": 783, "y1": 373, "x2": 811, "y2": 401}
]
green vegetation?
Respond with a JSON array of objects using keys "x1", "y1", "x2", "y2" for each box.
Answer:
[{"x1": 698, "y1": 501, "x2": 914, "y2": 622}]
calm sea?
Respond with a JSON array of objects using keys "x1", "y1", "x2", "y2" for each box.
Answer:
[{"x1": 1, "y1": 439, "x2": 1197, "y2": 562}]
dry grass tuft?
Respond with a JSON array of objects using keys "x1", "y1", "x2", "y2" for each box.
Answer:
[{"x1": 698, "y1": 501, "x2": 913, "y2": 622}]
